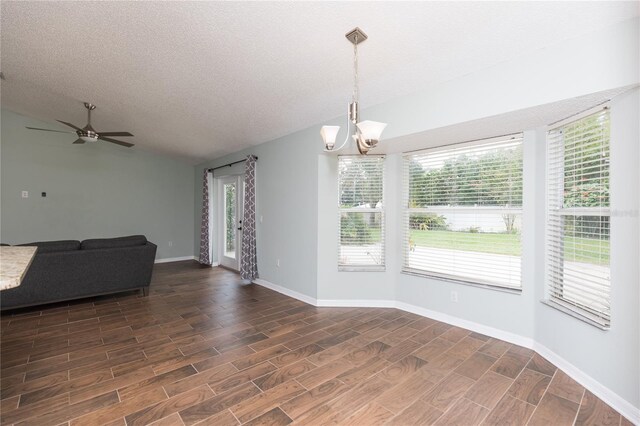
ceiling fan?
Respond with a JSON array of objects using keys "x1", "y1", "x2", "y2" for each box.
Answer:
[{"x1": 26, "y1": 102, "x2": 134, "y2": 147}]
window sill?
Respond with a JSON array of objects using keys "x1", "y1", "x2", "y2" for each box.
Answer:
[
  {"x1": 541, "y1": 299, "x2": 610, "y2": 330},
  {"x1": 401, "y1": 269, "x2": 522, "y2": 294},
  {"x1": 339, "y1": 266, "x2": 386, "y2": 273}
]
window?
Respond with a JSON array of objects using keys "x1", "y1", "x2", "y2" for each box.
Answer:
[
  {"x1": 546, "y1": 108, "x2": 611, "y2": 328},
  {"x1": 338, "y1": 155, "x2": 385, "y2": 270},
  {"x1": 402, "y1": 135, "x2": 523, "y2": 289}
]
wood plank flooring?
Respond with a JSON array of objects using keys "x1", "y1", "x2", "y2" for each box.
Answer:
[{"x1": 0, "y1": 261, "x2": 631, "y2": 425}]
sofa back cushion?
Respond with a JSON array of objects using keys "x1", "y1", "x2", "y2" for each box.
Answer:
[
  {"x1": 81, "y1": 235, "x2": 147, "y2": 250},
  {"x1": 18, "y1": 240, "x2": 81, "y2": 253}
]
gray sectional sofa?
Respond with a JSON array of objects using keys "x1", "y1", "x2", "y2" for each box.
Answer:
[{"x1": 1, "y1": 235, "x2": 157, "y2": 311}]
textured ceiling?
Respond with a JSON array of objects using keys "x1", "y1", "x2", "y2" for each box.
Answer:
[{"x1": 1, "y1": 1, "x2": 637, "y2": 164}]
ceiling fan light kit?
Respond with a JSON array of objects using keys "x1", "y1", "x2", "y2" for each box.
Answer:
[
  {"x1": 77, "y1": 103, "x2": 98, "y2": 143},
  {"x1": 25, "y1": 102, "x2": 135, "y2": 148},
  {"x1": 320, "y1": 27, "x2": 387, "y2": 155}
]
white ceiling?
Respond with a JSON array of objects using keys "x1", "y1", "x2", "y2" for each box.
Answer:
[
  {"x1": 1, "y1": 1, "x2": 637, "y2": 164},
  {"x1": 376, "y1": 85, "x2": 636, "y2": 155}
]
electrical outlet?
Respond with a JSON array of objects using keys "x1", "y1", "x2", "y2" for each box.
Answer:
[
  {"x1": 276, "y1": 259, "x2": 280, "y2": 267},
  {"x1": 450, "y1": 291, "x2": 459, "y2": 303},
  {"x1": 21, "y1": 191, "x2": 29, "y2": 198},
  {"x1": 168, "y1": 241, "x2": 173, "y2": 247}
]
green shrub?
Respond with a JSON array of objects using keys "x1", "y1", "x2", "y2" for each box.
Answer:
[
  {"x1": 564, "y1": 182, "x2": 609, "y2": 208},
  {"x1": 341, "y1": 214, "x2": 374, "y2": 245},
  {"x1": 409, "y1": 214, "x2": 448, "y2": 231}
]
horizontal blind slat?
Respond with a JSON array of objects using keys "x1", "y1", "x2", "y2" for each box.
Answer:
[
  {"x1": 403, "y1": 135, "x2": 523, "y2": 288},
  {"x1": 338, "y1": 156, "x2": 385, "y2": 268},
  {"x1": 546, "y1": 109, "x2": 611, "y2": 327}
]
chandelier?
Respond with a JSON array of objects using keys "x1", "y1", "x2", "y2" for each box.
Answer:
[{"x1": 320, "y1": 28, "x2": 387, "y2": 155}]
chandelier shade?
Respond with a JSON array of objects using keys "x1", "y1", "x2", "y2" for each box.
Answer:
[
  {"x1": 356, "y1": 120, "x2": 387, "y2": 143},
  {"x1": 320, "y1": 125, "x2": 340, "y2": 150}
]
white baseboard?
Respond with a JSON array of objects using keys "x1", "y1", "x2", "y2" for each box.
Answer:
[
  {"x1": 533, "y1": 342, "x2": 639, "y2": 425},
  {"x1": 394, "y1": 301, "x2": 535, "y2": 349},
  {"x1": 316, "y1": 299, "x2": 396, "y2": 308},
  {"x1": 252, "y1": 278, "x2": 318, "y2": 306},
  {"x1": 249, "y1": 280, "x2": 531, "y2": 347},
  {"x1": 154, "y1": 256, "x2": 221, "y2": 267},
  {"x1": 154, "y1": 256, "x2": 197, "y2": 264}
]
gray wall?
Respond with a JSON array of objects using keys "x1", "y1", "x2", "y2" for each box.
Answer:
[
  {"x1": 193, "y1": 18, "x2": 639, "y2": 414},
  {"x1": 1, "y1": 109, "x2": 195, "y2": 260},
  {"x1": 393, "y1": 128, "x2": 538, "y2": 339},
  {"x1": 194, "y1": 126, "x2": 321, "y2": 298}
]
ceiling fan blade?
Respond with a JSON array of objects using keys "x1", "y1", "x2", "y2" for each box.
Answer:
[
  {"x1": 99, "y1": 136, "x2": 134, "y2": 147},
  {"x1": 72, "y1": 139, "x2": 85, "y2": 144},
  {"x1": 56, "y1": 120, "x2": 82, "y2": 130},
  {"x1": 26, "y1": 126, "x2": 74, "y2": 134},
  {"x1": 97, "y1": 131, "x2": 134, "y2": 137}
]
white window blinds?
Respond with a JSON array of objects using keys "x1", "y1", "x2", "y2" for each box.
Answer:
[
  {"x1": 402, "y1": 135, "x2": 523, "y2": 289},
  {"x1": 338, "y1": 155, "x2": 385, "y2": 270},
  {"x1": 546, "y1": 108, "x2": 611, "y2": 328}
]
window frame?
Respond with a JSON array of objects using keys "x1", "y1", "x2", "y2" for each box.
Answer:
[
  {"x1": 401, "y1": 134, "x2": 524, "y2": 291},
  {"x1": 337, "y1": 155, "x2": 386, "y2": 272},
  {"x1": 544, "y1": 106, "x2": 612, "y2": 329}
]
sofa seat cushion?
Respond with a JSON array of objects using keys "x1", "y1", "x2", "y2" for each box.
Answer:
[
  {"x1": 81, "y1": 235, "x2": 147, "y2": 250},
  {"x1": 18, "y1": 240, "x2": 81, "y2": 253}
]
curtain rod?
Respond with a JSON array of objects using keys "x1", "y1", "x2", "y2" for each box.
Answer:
[{"x1": 207, "y1": 156, "x2": 258, "y2": 172}]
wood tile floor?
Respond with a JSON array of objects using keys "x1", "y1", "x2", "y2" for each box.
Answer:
[{"x1": 0, "y1": 261, "x2": 632, "y2": 425}]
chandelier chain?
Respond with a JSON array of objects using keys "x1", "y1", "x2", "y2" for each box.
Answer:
[{"x1": 353, "y1": 34, "x2": 359, "y2": 103}]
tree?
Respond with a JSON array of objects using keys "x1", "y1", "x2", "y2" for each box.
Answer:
[
  {"x1": 339, "y1": 158, "x2": 383, "y2": 208},
  {"x1": 408, "y1": 145, "x2": 523, "y2": 208},
  {"x1": 561, "y1": 114, "x2": 610, "y2": 209},
  {"x1": 225, "y1": 184, "x2": 236, "y2": 252},
  {"x1": 559, "y1": 113, "x2": 610, "y2": 239},
  {"x1": 502, "y1": 214, "x2": 517, "y2": 233}
]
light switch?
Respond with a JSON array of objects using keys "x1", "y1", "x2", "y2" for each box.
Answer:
[{"x1": 21, "y1": 191, "x2": 28, "y2": 198}]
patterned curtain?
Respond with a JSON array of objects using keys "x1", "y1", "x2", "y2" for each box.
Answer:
[
  {"x1": 198, "y1": 169, "x2": 212, "y2": 265},
  {"x1": 241, "y1": 155, "x2": 259, "y2": 280}
]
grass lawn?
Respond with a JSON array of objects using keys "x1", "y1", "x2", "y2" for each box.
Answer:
[{"x1": 409, "y1": 230, "x2": 609, "y2": 264}]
